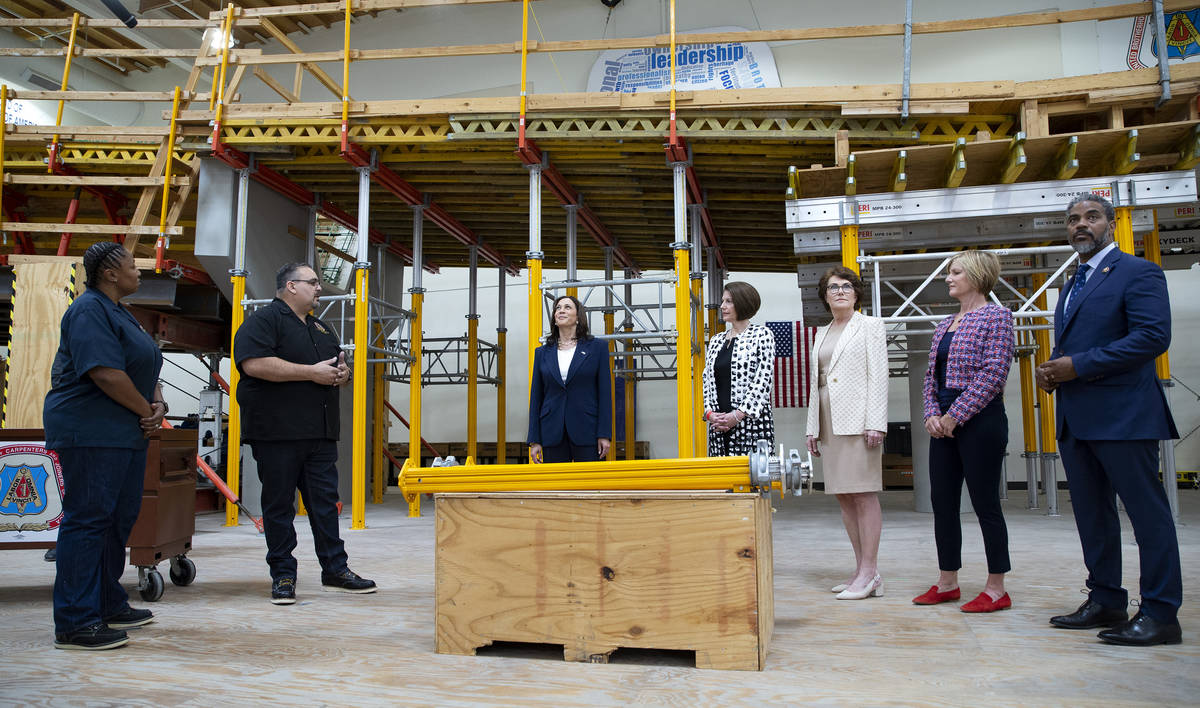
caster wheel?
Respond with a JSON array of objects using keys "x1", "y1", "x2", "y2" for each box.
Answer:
[
  {"x1": 169, "y1": 556, "x2": 196, "y2": 586},
  {"x1": 139, "y1": 569, "x2": 164, "y2": 602}
]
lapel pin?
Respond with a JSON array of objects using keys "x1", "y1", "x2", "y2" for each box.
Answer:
[{"x1": 1102, "y1": 267, "x2": 1111, "y2": 274}]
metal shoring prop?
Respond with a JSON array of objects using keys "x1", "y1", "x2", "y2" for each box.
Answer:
[
  {"x1": 405, "y1": 197, "x2": 428, "y2": 517},
  {"x1": 671, "y1": 157, "x2": 694, "y2": 458},
  {"x1": 1030, "y1": 267, "x2": 1059, "y2": 516},
  {"x1": 466, "y1": 244, "x2": 480, "y2": 463},
  {"x1": 564, "y1": 203, "x2": 579, "y2": 298},
  {"x1": 689, "y1": 202, "x2": 706, "y2": 456},
  {"x1": 305, "y1": 203, "x2": 318, "y2": 267},
  {"x1": 350, "y1": 164, "x2": 372, "y2": 530},
  {"x1": 526, "y1": 159, "x2": 544, "y2": 388},
  {"x1": 604, "y1": 246, "x2": 617, "y2": 461},
  {"x1": 901, "y1": 0, "x2": 913, "y2": 119},
  {"x1": 706, "y1": 247, "x2": 721, "y2": 335},
  {"x1": 371, "y1": 240, "x2": 387, "y2": 505},
  {"x1": 624, "y1": 268, "x2": 636, "y2": 460},
  {"x1": 1017, "y1": 323, "x2": 1041, "y2": 509},
  {"x1": 225, "y1": 162, "x2": 252, "y2": 528},
  {"x1": 497, "y1": 266, "x2": 508, "y2": 464},
  {"x1": 1152, "y1": 0, "x2": 1172, "y2": 107}
]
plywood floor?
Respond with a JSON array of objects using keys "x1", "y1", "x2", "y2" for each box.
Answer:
[{"x1": 2, "y1": 488, "x2": 1197, "y2": 706}]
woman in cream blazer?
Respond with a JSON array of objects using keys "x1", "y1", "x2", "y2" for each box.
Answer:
[{"x1": 805, "y1": 266, "x2": 889, "y2": 600}]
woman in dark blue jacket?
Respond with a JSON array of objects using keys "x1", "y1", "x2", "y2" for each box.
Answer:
[
  {"x1": 527, "y1": 295, "x2": 612, "y2": 463},
  {"x1": 43, "y1": 242, "x2": 165, "y2": 651}
]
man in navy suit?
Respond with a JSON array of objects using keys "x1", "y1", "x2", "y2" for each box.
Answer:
[{"x1": 1037, "y1": 193, "x2": 1182, "y2": 646}]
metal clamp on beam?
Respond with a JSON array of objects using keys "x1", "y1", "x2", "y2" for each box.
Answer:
[{"x1": 747, "y1": 440, "x2": 812, "y2": 497}]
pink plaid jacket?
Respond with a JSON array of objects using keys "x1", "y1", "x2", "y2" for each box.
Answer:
[{"x1": 922, "y1": 304, "x2": 1015, "y2": 424}]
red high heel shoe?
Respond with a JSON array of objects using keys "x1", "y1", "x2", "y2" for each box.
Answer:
[
  {"x1": 961, "y1": 592, "x2": 1012, "y2": 613},
  {"x1": 912, "y1": 585, "x2": 961, "y2": 605}
]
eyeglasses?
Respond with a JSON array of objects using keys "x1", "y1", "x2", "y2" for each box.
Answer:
[
  {"x1": 289, "y1": 278, "x2": 320, "y2": 287},
  {"x1": 826, "y1": 283, "x2": 855, "y2": 293}
]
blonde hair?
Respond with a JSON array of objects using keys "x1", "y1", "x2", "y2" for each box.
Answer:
[{"x1": 948, "y1": 250, "x2": 1001, "y2": 296}]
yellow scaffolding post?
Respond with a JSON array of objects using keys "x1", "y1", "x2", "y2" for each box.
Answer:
[
  {"x1": 225, "y1": 165, "x2": 251, "y2": 527},
  {"x1": 371, "y1": 322, "x2": 385, "y2": 504},
  {"x1": 1113, "y1": 206, "x2": 1135, "y2": 254},
  {"x1": 691, "y1": 276, "x2": 705, "y2": 457},
  {"x1": 1016, "y1": 323, "x2": 1039, "y2": 509},
  {"x1": 840, "y1": 224, "x2": 860, "y2": 275},
  {"x1": 48, "y1": 12, "x2": 80, "y2": 171},
  {"x1": 407, "y1": 290, "x2": 424, "y2": 516},
  {"x1": 1, "y1": 85, "x2": 7, "y2": 220},
  {"x1": 624, "y1": 309, "x2": 636, "y2": 461},
  {"x1": 467, "y1": 318, "x2": 479, "y2": 460},
  {"x1": 1031, "y1": 271, "x2": 1058, "y2": 513},
  {"x1": 1145, "y1": 212, "x2": 1171, "y2": 380},
  {"x1": 605, "y1": 311, "x2": 616, "y2": 462},
  {"x1": 226, "y1": 276, "x2": 245, "y2": 527},
  {"x1": 673, "y1": 247, "x2": 693, "y2": 458},
  {"x1": 527, "y1": 257, "x2": 542, "y2": 384},
  {"x1": 209, "y1": 6, "x2": 233, "y2": 110},
  {"x1": 155, "y1": 87, "x2": 182, "y2": 274},
  {"x1": 351, "y1": 265, "x2": 369, "y2": 529}
]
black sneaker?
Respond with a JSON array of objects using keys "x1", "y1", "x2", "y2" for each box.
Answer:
[
  {"x1": 321, "y1": 569, "x2": 377, "y2": 594},
  {"x1": 54, "y1": 623, "x2": 128, "y2": 651},
  {"x1": 104, "y1": 607, "x2": 154, "y2": 629},
  {"x1": 271, "y1": 577, "x2": 297, "y2": 605}
]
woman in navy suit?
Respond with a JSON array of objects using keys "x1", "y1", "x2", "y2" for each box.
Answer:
[{"x1": 527, "y1": 295, "x2": 612, "y2": 463}]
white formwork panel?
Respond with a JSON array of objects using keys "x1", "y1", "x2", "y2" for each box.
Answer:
[{"x1": 785, "y1": 170, "x2": 1198, "y2": 232}]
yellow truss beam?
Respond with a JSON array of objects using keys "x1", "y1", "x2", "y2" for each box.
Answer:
[
  {"x1": 889, "y1": 149, "x2": 907, "y2": 192},
  {"x1": 1172, "y1": 123, "x2": 1200, "y2": 169},
  {"x1": 1102, "y1": 129, "x2": 1139, "y2": 175},
  {"x1": 1054, "y1": 135, "x2": 1079, "y2": 180},
  {"x1": 1000, "y1": 131, "x2": 1027, "y2": 184},
  {"x1": 944, "y1": 137, "x2": 966, "y2": 188}
]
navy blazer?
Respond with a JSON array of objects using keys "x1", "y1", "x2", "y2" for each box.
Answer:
[
  {"x1": 527, "y1": 337, "x2": 613, "y2": 447},
  {"x1": 1052, "y1": 248, "x2": 1178, "y2": 441}
]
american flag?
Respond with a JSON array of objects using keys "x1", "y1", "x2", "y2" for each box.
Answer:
[{"x1": 766, "y1": 321, "x2": 817, "y2": 408}]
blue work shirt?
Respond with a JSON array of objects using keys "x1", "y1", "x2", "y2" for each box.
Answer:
[{"x1": 42, "y1": 288, "x2": 163, "y2": 450}]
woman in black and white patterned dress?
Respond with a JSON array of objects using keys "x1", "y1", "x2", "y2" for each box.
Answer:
[{"x1": 701, "y1": 282, "x2": 775, "y2": 456}]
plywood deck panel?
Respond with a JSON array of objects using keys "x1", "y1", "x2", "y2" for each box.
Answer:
[{"x1": 3, "y1": 262, "x2": 77, "y2": 429}]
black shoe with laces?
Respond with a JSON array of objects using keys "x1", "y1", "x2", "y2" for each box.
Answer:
[
  {"x1": 321, "y1": 569, "x2": 377, "y2": 594},
  {"x1": 54, "y1": 623, "x2": 128, "y2": 651},
  {"x1": 271, "y1": 577, "x2": 297, "y2": 605},
  {"x1": 104, "y1": 607, "x2": 154, "y2": 629}
]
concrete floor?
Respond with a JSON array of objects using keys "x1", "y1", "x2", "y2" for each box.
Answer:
[{"x1": 1, "y1": 488, "x2": 1196, "y2": 706}]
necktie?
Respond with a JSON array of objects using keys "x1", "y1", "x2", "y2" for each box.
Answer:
[{"x1": 1066, "y1": 263, "x2": 1091, "y2": 314}]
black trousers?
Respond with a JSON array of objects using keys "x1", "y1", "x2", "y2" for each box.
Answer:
[
  {"x1": 928, "y1": 399, "x2": 1011, "y2": 574},
  {"x1": 249, "y1": 439, "x2": 349, "y2": 581}
]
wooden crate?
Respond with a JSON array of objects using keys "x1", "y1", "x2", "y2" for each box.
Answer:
[{"x1": 435, "y1": 491, "x2": 773, "y2": 671}]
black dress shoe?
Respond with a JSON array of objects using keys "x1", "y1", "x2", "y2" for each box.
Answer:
[
  {"x1": 1098, "y1": 612, "x2": 1182, "y2": 646},
  {"x1": 1049, "y1": 598, "x2": 1128, "y2": 629}
]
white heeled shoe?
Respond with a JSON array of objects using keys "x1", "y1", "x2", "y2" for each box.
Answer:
[{"x1": 836, "y1": 575, "x2": 884, "y2": 600}]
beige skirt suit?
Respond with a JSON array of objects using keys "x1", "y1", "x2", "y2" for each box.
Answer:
[{"x1": 805, "y1": 311, "x2": 889, "y2": 494}]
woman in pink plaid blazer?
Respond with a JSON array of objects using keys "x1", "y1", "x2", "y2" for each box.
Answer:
[{"x1": 914, "y1": 250, "x2": 1015, "y2": 614}]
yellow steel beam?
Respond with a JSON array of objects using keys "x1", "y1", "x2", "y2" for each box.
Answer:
[
  {"x1": 1017, "y1": 343, "x2": 1037, "y2": 456},
  {"x1": 213, "y1": 4, "x2": 236, "y2": 124},
  {"x1": 527, "y1": 257, "x2": 542, "y2": 399},
  {"x1": 407, "y1": 290, "x2": 424, "y2": 517},
  {"x1": 944, "y1": 137, "x2": 966, "y2": 188},
  {"x1": 341, "y1": 0, "x2": 352, "y2": 131},
  {"x1": 351, "y1": 266, "x2": 369, "y2": 530},
  {"x1": 674, "y1": 247, "x2": 693, "y2": 458},
  {"x1": 1145, "y1": 211, "x2": 1171, "y2": 380},
  {"x1": 1054, "y1": 135, "x2": 1079, "y2": 180},
  {"x1": 840, "y1": 224, "x2": 859, "y2": 275},
  {"x1": 844, "y1": 154, "x2": 857, "y2": 196},
  {"x1": 156, "y1": 86, "x2": 182, "y2": 273},
  {"x1": 226, "y1": 274, "x2": 246, "y2": 527},
  {"x1": 786, "y1": 164, "x2": 799, "y2": 199},
  {"x1": 1, "y1": 85, "x2": 6, "y2": 220}
]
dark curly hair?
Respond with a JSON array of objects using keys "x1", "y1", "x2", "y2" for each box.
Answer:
[
  {"x1": 544, "y1": 294, "x2": 591, "y2": 346},
  {"x1": 816, "y1": 266, "x2": 865, "y2": 313},
  {"x1": 83, "y1": 241, "x2": 128, "y2": 288}
]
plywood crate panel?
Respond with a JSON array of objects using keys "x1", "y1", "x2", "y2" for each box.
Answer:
[{"x1": 435, "y1": 491, "x2": 773, "y2": 671}]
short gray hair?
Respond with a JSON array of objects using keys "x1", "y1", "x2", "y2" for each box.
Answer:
[
  {"x1": 275, "y1": 262, "x2": 312, "y2": 291},
  {"x1": 1066, "y1": 193, "x2": 1115, "y2": 222}
]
